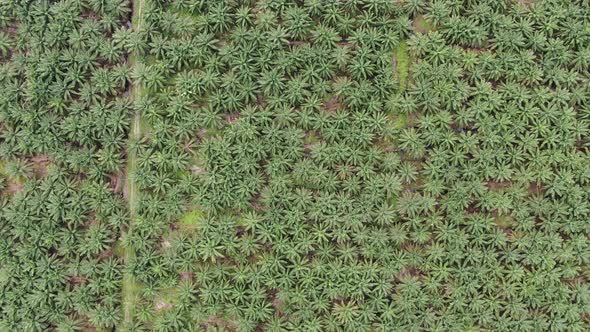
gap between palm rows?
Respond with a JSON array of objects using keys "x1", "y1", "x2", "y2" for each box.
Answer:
[{"x1": 122, "y1": 0, "x2": 145, "y2": 325}]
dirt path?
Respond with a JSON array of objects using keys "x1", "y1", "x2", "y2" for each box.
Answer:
[{"x1": 122, "y1": 0, "x2": 145, "y2": 325}]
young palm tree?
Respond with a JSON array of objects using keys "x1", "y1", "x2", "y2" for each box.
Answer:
[{"x1": 4, "y1": 158, "x2": 33, "y2": 181}]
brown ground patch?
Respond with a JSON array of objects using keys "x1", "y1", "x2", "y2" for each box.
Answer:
[
  {"x1": 269, "y1": 289, "x2": 284, "y2": 312},
  {"x1": 486, "y1": 181, "x2": 511, "y2": 191},
  {"x1": 180, "y1": 272, "x2": 194, "y2": 281},
  {"x1": 182, "y1": 139, "x2": 196, "y2": 152},
  {"x1": 30, "y1": 155, "x2": 50, "y2": 178},
  {"x1": 5, "y1": 181, "x2": 23, "y2": 195},
  {"x1": 196, "y1": 128, "x2": 207, "y2": 140},
  {"x1": 155, "y1": 300, "x2": 172, "y2": 312},
  {"x1": 516, "y1": 0, "x2": 534, "y2": 7},
  {"x1": 395, "y1": 266, "x2": 423, "y2": 281},
  {"x1": 250, "y1": 193, "x2": 264, "y2": 211},
  {"x1": 225, "y1": 112, "x2": 240, "y2": 124},
  {"x1": 413, "y1": 15, "x2": 434, "y2": 34},
  {"x1": 256, "y1": 95, "x2": 267, "y2": 108},
  {"x1": 323, "y1": 96, "x2": 342, "y2": 113},
  {"x1": 190, "y1": 165, "x2": 204, "y2": 175},
  {"x1": 122, "y1": 174, "x2": 130, "y2": 201},
  {"x1": 494, "y1": 215, "x2": 514, "y2": 237},
  {"x1": 289, "y1": 40, "x2": 307, "y2": 47},
  {"x1": 161, "y1": 239, "x2": 172, "y2": 250},
  {"x1": 70, "y1": 276, "x2": 88, "y2": 286},
  {"x1": 409, "y1": 112, "x2": 420, "y2": 125},
  {"x1": 528, "y1": 181, "x2": 544, "y2": 195},
  {"x1": 81, "y1": 10, "x2": 99, "y2": 21},
  {"x1": 98, "y1": 250, "x2": 114, "y2": 260},
  {"x1": 109, "y1": 172, "x2": 125, "y2": 193}
]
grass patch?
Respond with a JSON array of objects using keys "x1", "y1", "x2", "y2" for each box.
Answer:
[
  {"x1": 390, "y1": 113, "x2": 409, "y2": 129},
  {"x1": 204, "y1": 127, "x2": 223, "y2": 138},
  {"x1": 123, "y1": 277, "x2": 142, "y2": 301},
  {"x1": 394, "y1": 41, "x2": 410, "y2": 92},
  {"x1": 304, "y1": 131, "x2": 321, "y2": 145},
  {"x1": 413, "y1": 14, "x2": 435, "y2": 33},
  {"x1": 176, "y1": 169, "x2": 190, "y2": 178},
  {"x1": 121, "y1": 0, "x2": 147, "y2": 325},
  {"x1": 495, "y1": 215, "x2": 514, "y2": 229},
  {"x1": 156, "y1": 286, "x2": 179, "y2": 304},
  {"x1": 178, "y1": 209, "x2": 204, "y2": 232},
  {"x1": 122, "y1": 273, "x2": 142, "y2": 323},
  {"x1": 114, "y1": 241, "x2": 126, "y2": 257}
]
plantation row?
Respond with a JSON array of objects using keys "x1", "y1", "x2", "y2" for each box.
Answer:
[{"x1": 1, "y1": 0, "x2": 590, "y2": 331}]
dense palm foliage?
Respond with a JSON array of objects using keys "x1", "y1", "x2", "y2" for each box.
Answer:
[
  {"x1": 0, "y1": 0, "x2": 131, "y2": 329},
  {"x1": 2, "y1": 0, "x2": 590, "y2": 330},
  {"x1": 120, "y1": 0, "x2": 590, "y2": 331}
]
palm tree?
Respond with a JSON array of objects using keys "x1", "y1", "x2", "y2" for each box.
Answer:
[
  {"x1": 4, "y1": 158, "x2": 32, "y2": 181},
  {"x1": 312, "y1": 24, "x2": 340, "y2": 47}
]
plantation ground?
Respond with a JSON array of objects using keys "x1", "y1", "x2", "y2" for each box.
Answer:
[{"x1": 1, "y1": 0, "x2": 590, "y2": 331}]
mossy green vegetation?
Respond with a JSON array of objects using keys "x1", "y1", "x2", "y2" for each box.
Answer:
[
  {"x1": 413, "y1": 14, "x2": 435, "y2": 33},
  {"x1": 390, "y1": 112, "x2": 409, "y2": 130},
  {"x1": 394, "y1": 41, "x2": 410, "y2": 91},
  {"x1": 178, "y1": 209, "x2": 204, "y2": 231}
]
